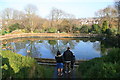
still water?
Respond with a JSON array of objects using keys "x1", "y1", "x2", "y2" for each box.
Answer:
[{"x1": 2, "y1": 38, "x2": 101, "y2": 60}]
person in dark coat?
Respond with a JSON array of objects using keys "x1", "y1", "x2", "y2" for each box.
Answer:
[
  {"x1": 63, "y1": 47, "x2": 74, "y2": 61},
  {"x1": 63, "y1": 47, "x2": 74, "y2": 73},
  {"x1": 55, "y1": 50, "x2": 64, "y2": 76}
]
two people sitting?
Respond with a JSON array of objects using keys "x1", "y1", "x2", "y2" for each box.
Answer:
[{"x1": 55, "y1": 47, "x2": 75, "y2": 76}]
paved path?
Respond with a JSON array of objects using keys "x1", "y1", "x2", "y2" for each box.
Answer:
[
  {"x1": 36, "y1": 58, "x2": 82, "y2": 78},
  {"x1": 53, "y1": 66, "x2": 80, "y2": 79}
]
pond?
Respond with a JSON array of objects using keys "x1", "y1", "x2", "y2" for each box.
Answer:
[{"x1": 2, "y1": 37, "x2": 102, "y2": 60}]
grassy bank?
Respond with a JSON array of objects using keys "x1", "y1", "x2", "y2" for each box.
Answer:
[
  {"x1": 1, "y1": 50, "x2": 54, "y2": 79},
  {"x1": 77, "y1": 48, "x2": 120, "y2": 78}
]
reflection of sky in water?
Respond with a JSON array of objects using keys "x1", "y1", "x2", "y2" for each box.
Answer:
[
  {"x1": 72, "y1": 41, "x2": 100, "y2": 60},
  {"x1": 4, "y1": 39, "x2": 101, "y2": 60},
  {"x1": 18, "y1": 49, "x2": 27, "y2": 56},
  {"x1": 37, "y1": 44, "x2": 54, "y2": 58}
]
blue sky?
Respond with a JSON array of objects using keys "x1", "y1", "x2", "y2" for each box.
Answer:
[{"x1": 0, "y1": 0, "x2": 114, "y2": 18}]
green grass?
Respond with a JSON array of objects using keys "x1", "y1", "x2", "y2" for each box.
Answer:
[{"x1": 35, "y1": 65, "x2": 54, "y2": 78}]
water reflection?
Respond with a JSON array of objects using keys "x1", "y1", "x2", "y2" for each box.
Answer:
[{"x1": 2, "y1": 38, "x2": 102, "y2": 60}]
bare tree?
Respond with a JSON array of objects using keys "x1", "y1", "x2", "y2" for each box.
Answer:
[
  {"x1": 95, "y1": 5, "x2": 118, "y2": 28},
  {"x1": 48, "y1": 7, "x2": 76, "y2": 33},
  {"x1": 49, "y1": 8, "x2": 65, "y2": 27},
  {"x1": 65, "y1": 13, "x2": 76, "y2": 32},
  {"x1": 1, "y1": 8, "x2": 27, "y2": 31},
  {"x1": 24, "y1": 4, "x2": 38, "y2": 16},
  {"x1": 24, "y1": 4, "x2": 39, "y2": 33},
  {"x1": 49, "y1": 8, "x2": 65, "y2": 21},
  {"x1": 1, "y1": 8, "x2": 14, "y2": 20},
  {"x1": 1, "y1": 8, "x2": 13, "y2": 27},
  {"x1": 30, "y1": 15, "x2": 44, "y2": 32},
  {"x1": 12, "y1": 10, "x2": 25, "y2": 20}
]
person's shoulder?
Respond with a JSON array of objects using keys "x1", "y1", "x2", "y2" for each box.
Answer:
[
  {"x1": 70, "y1": 50, "x2": 73, "y2": 53},
  {"x1": 63, "y1": 50, "x2": 67, "y2": 54},
  {"x1": 56, "y1": 55, "x2": 62, "y2": 57},
  {"x1": 64, "y1": 50, "x2": 67, "y2": 52},
  {"x1": 55, "y1": 56, "x2": 58, "y2": 58}
]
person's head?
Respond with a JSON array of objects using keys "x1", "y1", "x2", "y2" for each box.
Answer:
[
  {"x1": 67, "y1": 47, "x2": 70, "y2": 50},
  {"x1": 57, "y1": 50, "x2": 61, "y2": 56}
]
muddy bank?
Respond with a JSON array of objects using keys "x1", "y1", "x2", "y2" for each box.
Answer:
[{"x1": 0, "y1": 33, "x2": 98, "y2": 41}]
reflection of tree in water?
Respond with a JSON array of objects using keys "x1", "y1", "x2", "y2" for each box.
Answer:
[
  {"x1": 3, "y1": 40, "x2": 42, "y2": 58},
  {"x1": 89, "y1": 38, "x2": 97, "y2": 42},
  {"x1": 25, "y1": 40, "x2": 42, "y2": 58},
  {"x1": 47, "y1": 40, "x2": 58, "y2": 54},
  {"x1": 38, "y1": 40, "x2": 43, "y2": 43},
  {"x1": 48, "y1": 40, "x2": 57, "y2": 46},
  {"x1": 75, "y1": 40, "x2": 80, "y2": 43},
  {"x1": 3, "y1": 42, "x2": 17, "y2": 52},
  {"x1": 14, "y1": 42, "x2": 26, "y2": 52},
  {"x1": 93, "y1": 41, "x2": 101, "y2": 52},
  {"x1": 79, "y1": 38, "x2": 97, "y2": 42},
  {"x1": 47, "y1": 40, "x2": 78, "y2": 55},
  {"x1": 62, "y1": 40, "x2": 77, "y2": 49},
  {"x1": 93, "y1": 41, "x2": 109, "y2": 56},
  {"x1": 100, "y1": 44, "x2": 108, "y2": 56},
  {"x1": 2, "y1": 37, "x2": 117, "y2": 59},
  {"x1": 2, "y1": 41, "x2": 28, "y2": 53}
]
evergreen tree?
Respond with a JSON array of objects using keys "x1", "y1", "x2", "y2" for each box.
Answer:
[{"x1": 102, "y1": 21, "x2": 109, "y2": 33}]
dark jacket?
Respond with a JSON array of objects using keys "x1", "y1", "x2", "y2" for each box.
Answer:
[
  {"x1": 63, "y1": 50, "x2": 74, "y2": 61},
  {"x1": 72, "y1": 55, "x2": 75, "y2": 63},
  {"x1": 55, "y1": 55, "x2": 64, "y2": 63}
]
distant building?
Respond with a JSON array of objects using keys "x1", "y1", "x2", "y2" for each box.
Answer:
[{"x1": 77, "y1": 17, "x2": 100, "y2": 25}]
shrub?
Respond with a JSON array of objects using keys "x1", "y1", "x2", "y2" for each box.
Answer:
[
  {"x1": 105, "y1": 29, "x2": 112, "y2": 35},
  {"x1": 39, "y1": 29, "x2": 46, "y2": 33},
  {"x1": 1, "y1": 50, "x2": 54, "y2": 78},
  {"x1": 78, "y1": 58, "x2": 104, "y2": 78},
  {"x1": 1, "y1": 50, "x2": 35, "y2": 78},
  {"x1": 90, "y1": 24, "x2": 102, "y2": 34},
  {"x1": 0, "y1": 30, "x2": 10, "y2": 35},
  {"x1": 85, "y1": 62, "x2": 119, "y2": 78},
  {"x1": 104, "y1": 48, "x2": 120, "y2": 63},
  {"x1": 80, "y1": 25, "x2": 90, "y2": 33},
  {"x1": 8, "y1": 23, "x2": 20, "y2": 32},
  {"x1": 102, "y1": 21, "x2": 109, "y2": 33},
  {"x1": 78, "y1": 48, "x2": 120, "y2": 78},
  {"x1": 35, "y1": 65, "x2": 54, "y2": 78},
  {"x1": 48, "y1": 27, "x2": 57, "y2": 33},
  {"x1": 11, "y1": 29, "x2": 24, "y2": 34}
]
